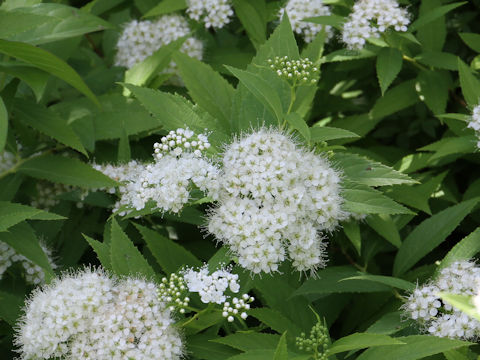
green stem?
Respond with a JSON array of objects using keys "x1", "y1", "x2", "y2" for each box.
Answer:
[
  {"x1": 402, "y1": 55, "x2": 429, "y2": 71},
  {"x1": 282, "y1": 84, "x2": 297, "y2": 129},
  {"x1": 0, "y1": 55, "x2": 10, "y2": 90}
]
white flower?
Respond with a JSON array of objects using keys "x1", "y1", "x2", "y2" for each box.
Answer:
[
  {"x1": 279, "y1": 0, "x2": 333, "y2": 42},
  {"x1": 0, "y1": 241, "x2": 56, "y2": 285},
  {"x1": 15, "y1": 268, "x2": 183, "y2": 360},
  {"x1": 403, "y1": 260, "x2": 480, "y2": 340},
  {"x1": 342, "y1": 0, "x2": 410, "y2": 50},
  {"x1": 115, "y1": 15, "x2": 203, "y2": 74},
  {"x1": 186, "y1": 0, "x2": 234, "y2": 29},
  {"x1": 207, "y1": 128, "x2": 345, "y2": 274},
  {"x1": 183, "y1": 264, "x2": 240, "y2": 304}
]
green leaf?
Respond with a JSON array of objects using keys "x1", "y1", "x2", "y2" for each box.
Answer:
[
  {"x1": 335, "y1": 153, "x2": 416, "y2": 187},
  {"x1": 357, "y1": 335, "x2": 472, "y2": 360},
  {"x1": 134, "y1": 223, "x2": 201, "y2": 274},
  {"x1": 324, "y1": 49, "x2": 376, "y2": 63},
  {"x1": 285, "y1": 113, "x2": 310, "y2": 142},
  {"x1": 212, "y1": 333, "x2": 280, "y2": 352},
  {"x1": 124, "y1": 84, "x2": 227, "y2": 146},
  {"x1": 0, "y1": 9, "x2": 54, "y2": 38},
  {"x1": 310, "y1": 126, "x2": 359, "y2": 142},
  {"x1": 0, "y1": 63, "x2": 49, "y2": 101},
  {"x1": 227, "y1": 350, "x2": 277, "y2": 360},
  {"x1": 0, "y1": 39, "x2": 98, "y2": 105},
  {"x1": 385, "y1": 172, "x2": 448, "y2": 214},
  {"x1": 248, "y1": 308, "x2": 302, "y2": 337},
  {"x1": 233, "y1": 0, "x2": 267, "y2": 48},
  {"x1": 459, "y1": 33, "x2": 480, "y2": 53},
  {"x1": 366, "y1": 214, "x2": 402, "y2": 248},
  {"x1": 143, "y1": 0, "x2": 186, "y2": 17},
  {"x1": 117, "y1": 128, "x2": 131, "y2": 163},
  {"x1": 6, "y1": 3, "x2": 112, "y2": 45},
  {"x1": 293, "y1": 266, "x2": 392, "y2": 297},
  {"x1": 366, "y1": 312, "x2": 406, "y2": 335},
  {"x1": 416, "y1": 0, "x2": 446, "y2": 51},
  {"x1": 340, "y1": 275, "x2": 415, "y2": 292},
  {"x1": 343, "y1": 220, "x2": 361, "y2": 255},
  {"x1": 0, "y1": 222, "x2": 54, "y2": 278},
  {"x1": 443, "y1": 349, "x2": 471, "y2": 360},
  {"x1": 409, "y1": 2, "x2": 467, "y2": 32},
  {"x1": 124, "y1": 37, "x2": 185, "y2": 88},
  {"x1": 251, "y1": 13, "x2": 299, "y2": 66},
  {"x1": 458, "y1": 57, "x2": 480, "y2": 107},
  {"x1": 419, "y1": 136, "x2": 476, "y2": 161},
  {"x1": 273, "y1": 332, "x2": 288, "y2": 360},
  {"x1": 415, "y1": 51, "x2": 458, "y2": 71},
  {"x1": 174, "y1": 52, "x2": 234, "y2": 131},
  {"x1": 328, "y1": 333, "x2": 405, "y2": 355},
  {"x1": 226, "y1": 66, "x2": 285, "y2": 125},
  {"x1": 17, "y1": 155, "x2": 118, "y2": 189},
  {"x1": 305, "y1": 15, "x2": 345, "y2": 29},
  {"x1": 370, "y1": 80, "x2": 418, "y2": 120},
  {"x1": 109, "y1": 219, "x2": 155, "y2": 278},
  {"x1": 437, "y1": 228, "x2": 480, "y2": 274},
  {"x1": 0, "y1": 96, "x2": 7, "y2": 152},
  {"x1": 393, "y1": 198, "x2": 480, "y2": 276},
  {"x1": 0, "y1": 290, "x2": 23, "y2": 326},
  {"x1": 83, "y1": 234, "x2": 112, "y2": 270},
  {"x1": 0, "y1": 201, "x2": 65, "y2": 232},
  {"x1": 188, "y1": 334, "x2": 240, "y2": 360},
  {"x1": 342, "y1": 185, "x2": 413, "y2": 215},
  {"x1": 376, "y1": 47, "x2": 403, "y2": 95},
  {"x1": 14, "y1": 99, "x2": 87, "y2": 156},
  {"x1": 415, "y1": 70, "x2": 449, "y2": 115}
]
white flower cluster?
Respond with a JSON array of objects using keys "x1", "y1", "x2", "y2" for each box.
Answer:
[
  {"x1": 183, "y1": 265, "x2": 240, "y2": 304},
  {"x1": 268, "y1": 56, "x2": 319, "y2": 85},
  {"x1": 93, "y1": 160, "x2": 144, "y2": 195},
  {"x1": 187, "y1": 0, "x2": 234, "y2": 29},
  {"x1": 0, "y1": 241, "x2": 55, "y2": 285},
  {"x1": 207, "y1": 129, "x2": 344, "y2": 274},
  {"x1": 115, "y1": 15, "x2": 203, "y2": 71},
  {"x1": 404, "y1": 260, "x2": 480, "y2": 340},
  {"x1": 95, "y1": 130, "x2": 217, "y2": 215},
  {"x1": 468, "y1": 105, "x2": 480, "y2": 148},
  {"x1": 279, "y1": 0, "x2": 333, "y2": 42},
  {"x1": 153, "y1": 128, "x2": 211, "y2": 159},
  {"x1": 342, "y1": 0, "x2": 410, "y2": 50},
  {"x1": 16, "y1": 268, "x2": 183, "y2": 360}
]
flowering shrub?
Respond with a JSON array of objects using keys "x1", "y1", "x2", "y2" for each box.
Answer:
[{"x1": 2, "y1": 0, "x2": 480, "y2": 359}]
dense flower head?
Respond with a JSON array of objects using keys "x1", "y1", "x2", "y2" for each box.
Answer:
[
  {"x1": 403, "y1": 260, "x2": 480, "y2": 340},
  {"x1": 468, "y1": 105, "x2": 480, "y2": 148},
  {"x1": 186, "y1": 0, "x2": 234, "y2": 29},
  {"x1": 342, "y1": 0, "x2": 410, "y2": 50},
  {"x1": 279, "y1": 0, "x2": 333, "y2": 42},
  {"x1": 153, "y1": 128, "x2": 211, "y2": 159},
  {"x1": 15, "y1": 268, "x2": 183, "y2": 360},
  {"x1": 207, "y1": 128, "x2": 344, "y2": 274},
  {"x1": 0, "y1": 241, "x2": 56, "y2": 285},
  {"x1": 268, "y1": 56, "x2": 319, "y2": 85},
  {"x1": 115, "y1": 15, "x2": 203, "y2": 72},
  {"x1": 0, "y1": 150, "x2": 16, "y2": 173}
]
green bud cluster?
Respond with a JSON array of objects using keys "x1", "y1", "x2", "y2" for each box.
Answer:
[
  {"x1": 157, "y1": 273, "x2": 190, "y2": 314},
  {"x1": 268, "y1": 56, "x2": 319, "y2": 85},
  {"x1": 296, "y1": 321, "x2": 329, "y2": 360}
]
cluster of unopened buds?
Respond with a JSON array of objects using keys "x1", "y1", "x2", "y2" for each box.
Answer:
[
  {"x1": 268, "y1": 56, "x2": 319, "y2": 85},
  {"x1": 222, "y1": 294, "x2": 254, "y2": 322},
  {"x1": 153, "y1": 128, "x2": 211, "y2": 159},
  {"x1": 158, "y1": 273, "x2": 190, "y2": 314},
  {"x1": 296, "y1": 320, "x2": 330, "y2": 359}
]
